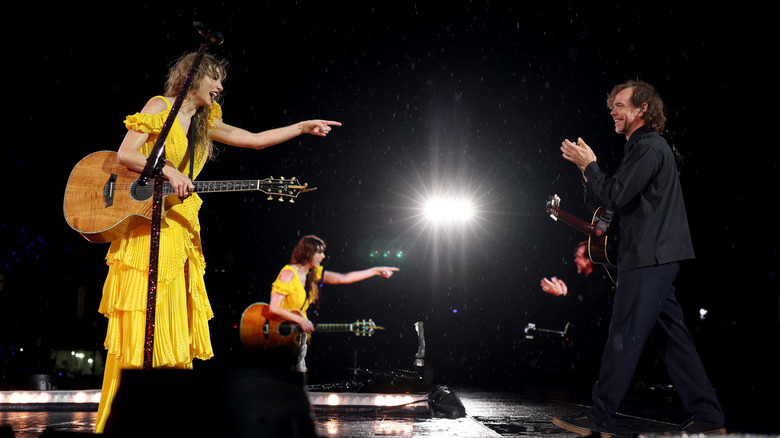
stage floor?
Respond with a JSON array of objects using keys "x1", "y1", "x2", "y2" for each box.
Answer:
[{"x1": 1, "y1": 384, "x2": 778, "y2": 437}]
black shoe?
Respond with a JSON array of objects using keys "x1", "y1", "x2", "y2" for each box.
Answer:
[
  {"x1": 553, "y1": 413, "x2": 613, "y2": 437},
  {"x1": 680, "y1": 418, "x2": 726, "y2": 435}
]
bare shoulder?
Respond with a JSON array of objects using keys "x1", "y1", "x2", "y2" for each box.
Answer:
[
  {"x1": 139, "y1": 96, "x2": 169, "y2": 115},
  {"x1": 278, "y1": 269, "x2": 295, "y2": 283}
]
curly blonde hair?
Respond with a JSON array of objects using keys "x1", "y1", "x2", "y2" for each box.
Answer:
[{"x1": 165, "y1": 52, "x2": 228, "y2": 161}]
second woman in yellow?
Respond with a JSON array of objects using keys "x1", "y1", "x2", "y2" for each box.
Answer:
[{"x1": 268, "y1": 235, "x2": 399, "y2": 372}]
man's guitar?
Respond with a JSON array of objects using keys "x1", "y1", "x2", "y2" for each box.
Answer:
[
  {"x1": 239, "y1": 302, "x2": 383, "y2": 351},
  {"x1": 545, "y1": 194, "x2": 619, "y2": 267},
  {"x1": 63, "y1": 151, "x2": 315, "y2": 243}
]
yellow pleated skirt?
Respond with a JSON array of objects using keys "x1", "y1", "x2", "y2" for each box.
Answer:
[{"x1": 94, "y1": 213, "x2": 214, "y2": 433}]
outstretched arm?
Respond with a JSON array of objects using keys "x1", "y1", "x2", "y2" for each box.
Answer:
[
  {"x1": 210, "y1": 119, "x2": 342, "y2": 150},
  {"x1": 323, "y1": 267, "x2": 399, "y2": 285}
]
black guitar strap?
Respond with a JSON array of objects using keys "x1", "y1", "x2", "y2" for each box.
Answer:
[
  {"x1": 662, "y1": 129, "x2": 683, "y2": 175},
  {"x1": 188, "y1": 120, "x2": 195, "y2": 181},
  {"x1": 595, "y1": 209, "x2": 614, "y2": 237}
]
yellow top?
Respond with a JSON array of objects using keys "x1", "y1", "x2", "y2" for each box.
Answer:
[{"x1": 271, "y1": 265, "x2": 324, "y2": 317}]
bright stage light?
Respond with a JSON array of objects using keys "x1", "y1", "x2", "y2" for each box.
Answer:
[
  {"x1": 423, "y1": 198, "x2": 474, "y2": 223},
  {"x1": 327, "y1": 394, "x2": 341, "y2": 406},
  {"x1": 0, "y1": 389, "x2": 101, "y2": 406}
]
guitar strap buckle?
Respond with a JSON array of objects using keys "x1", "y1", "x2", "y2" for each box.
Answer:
[{"x1": 594, "y1": 209, "x2": 614, "y2": 236}]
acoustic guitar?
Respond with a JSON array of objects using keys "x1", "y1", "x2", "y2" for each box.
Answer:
[
  {"x1": 240, "y1": 302, "x2": 382, "y2": 351},
  {"x1": 545, "y1": 194, "x2": 619, "y2": 267},
  {"x1": 63, "y1": 151, "x2": 315, "y2": 243}
]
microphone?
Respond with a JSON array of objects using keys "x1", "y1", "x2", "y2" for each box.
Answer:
[{"x1": 193, "y1": 21, "x2": 224, "y2": 45}]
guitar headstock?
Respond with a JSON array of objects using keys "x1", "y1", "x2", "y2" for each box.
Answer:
[
  {"x1": 259, "y1": 177, "x2": 317, "y2": 203},
  {"x1": 352, "y1": 319, "x2": 383, "y2": 337},
  {"x1": 546, "y1": 194, "x2": 561, "y2": 221}
]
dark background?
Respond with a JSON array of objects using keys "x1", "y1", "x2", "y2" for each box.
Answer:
[{"x1": 2, "y1": 0, "x2": 777, "y2": 410}]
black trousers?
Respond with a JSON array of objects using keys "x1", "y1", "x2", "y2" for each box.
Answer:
[{"x1": 588, "y1": 263, "x2": 724, "y2": 430}]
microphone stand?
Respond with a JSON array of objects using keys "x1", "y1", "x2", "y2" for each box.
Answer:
[{"x1": 138, "y1": 22, "x2": 223, "y2": 370}]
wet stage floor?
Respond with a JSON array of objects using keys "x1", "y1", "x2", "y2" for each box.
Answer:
[{"x1": 1, "y1": 383, "x2": 778, "y2": 437}]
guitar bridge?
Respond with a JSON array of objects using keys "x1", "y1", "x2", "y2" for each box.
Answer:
[
  {"x1": 103, "y1": 173, "x2": 117, "y2": 207},
  {"x1": 261, "y1": 320, "x2": 270, "y2": 340}
]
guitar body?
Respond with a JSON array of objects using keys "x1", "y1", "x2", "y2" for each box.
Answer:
[
  {"x1": 63, "y1": 151, "x2": 182, "y2": 243},
  {"x1": 587, "y1": 206, "x2": 619, "y2": 266},
  {"x1": 546, "y1": 195, "x2": 619, "y2": 267},
  {"x1": 239, "y1": 302, "x2": 308, "y2": 351}
]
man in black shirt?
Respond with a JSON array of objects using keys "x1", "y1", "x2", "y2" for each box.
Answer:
[{"x1": 552, "y1": 80, "x2": 725, "y2": 437}]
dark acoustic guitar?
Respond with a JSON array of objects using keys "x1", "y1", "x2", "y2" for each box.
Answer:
[{"x1": 545, "y1": 194, "x2": 619, "y2": 268}]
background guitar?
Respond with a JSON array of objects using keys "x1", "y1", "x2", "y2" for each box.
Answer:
[
  {"x1": 240, "y1": 302, "x2": 382, "y2": 351},
  {"x1": 63, "y1": 151, "x2": 314, "y2": 243},
  {"x1": 545, "y1": 194, "x2": 619, "y2": 270}
]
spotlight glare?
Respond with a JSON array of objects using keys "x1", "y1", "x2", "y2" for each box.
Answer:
[{"x1": 424, "y1": 198, "x2": 474, "y2": 223}]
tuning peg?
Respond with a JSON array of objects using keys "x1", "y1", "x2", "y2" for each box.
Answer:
[
  {"x1": 268, "y1": 196, "x2": 273, "y2": 201},
  {"x1": 278, "y1": 197, "x2": 284, "y2": 202},
  {"x1": 289, "y1": 199, "x2": 295, "y2": 204}
]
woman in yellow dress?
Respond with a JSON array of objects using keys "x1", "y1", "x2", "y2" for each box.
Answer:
[
  {"x1": 267, "y1": 235, "x2": 398, "y2": 372},
  {"x1": 95, "y1": 52, "x2": 341, "y2": 433}
]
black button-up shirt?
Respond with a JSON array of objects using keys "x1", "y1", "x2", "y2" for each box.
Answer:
[{"x1": 583, "y1": 126, "x2": 695, "y2": 272}]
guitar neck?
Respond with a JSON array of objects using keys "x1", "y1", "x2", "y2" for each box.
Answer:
[
  {"x1": 277, "y1": 322, "x2": 362, "y2": 335},
  {"x1": 315, "y1": 323, "x2": 358, "y2": 333},
  {"x1": 187, "y1": 180, "x2": 267, "y2": 194},
  {"x1": 552, "y1": 209, "x2": 596, "y2": 236},
  {"x1": 160, "y1": 178, "x2": 305, "y2": 198}
]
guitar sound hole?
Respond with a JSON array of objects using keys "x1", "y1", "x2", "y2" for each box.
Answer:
[
  {"x1": 277, "y1": 323, "x2": 295, "y2": 336},
  {"x1": 129, "y1": 180, "x2": 154, "y2": 202}
]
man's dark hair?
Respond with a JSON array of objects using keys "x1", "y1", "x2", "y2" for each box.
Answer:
[{"x1": 607, "y1": 80, "x2": 667, "y2": 133}]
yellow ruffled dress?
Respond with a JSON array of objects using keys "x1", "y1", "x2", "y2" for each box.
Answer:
[
  {"x1": 95, "y1": 97, "x2": 221, "y2": 433},
  {"x1": 271, "y1": 265, "x2": 323, "y2": 316}
]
